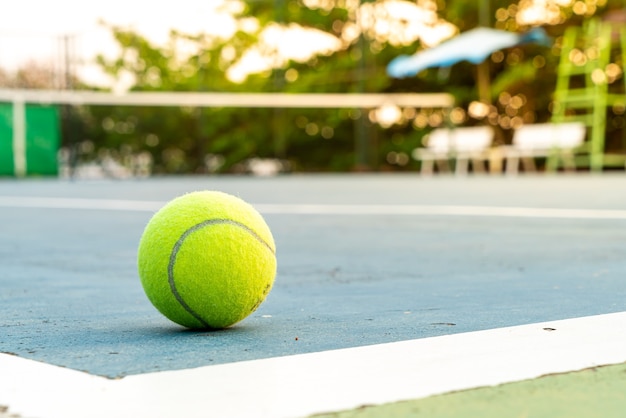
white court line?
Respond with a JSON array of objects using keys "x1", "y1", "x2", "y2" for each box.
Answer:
[
  {"x1": 0, "y1": 196, "x2": 164, "y2": 212},
  {"x1": 1, "y1": 312, "x2": 626, "y2": 418},
  {"x1": 256, "y1": 203, "x2": 626, "y2": 219},
  {"x1": 1, "y1": 196, "x2": 626, "y2": 219}
]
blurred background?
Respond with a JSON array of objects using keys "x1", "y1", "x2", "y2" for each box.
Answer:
[{"x1": 0, "y1": 0, "x2": 625, "y2": 177}]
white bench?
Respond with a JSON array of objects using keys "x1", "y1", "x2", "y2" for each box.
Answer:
[
  {"x1": 503, "y1": 122, "x2": 587, "y2": 175},
  {"x1": 412, "y1": 126, "x2": 494, "y2": 175}
]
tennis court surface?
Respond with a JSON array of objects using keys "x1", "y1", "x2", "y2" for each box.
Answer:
[{"x1": 1, "y1": 174, "x2": 625, "y2": 417}]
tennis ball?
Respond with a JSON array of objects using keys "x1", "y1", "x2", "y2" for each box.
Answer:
[{"x1": 137, "y1": 191, "x2": 276, "y2": 329}]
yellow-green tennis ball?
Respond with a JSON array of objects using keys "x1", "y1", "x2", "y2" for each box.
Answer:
[{"x1": 137, "y1": 191, "x2": 276, "y2": 330}]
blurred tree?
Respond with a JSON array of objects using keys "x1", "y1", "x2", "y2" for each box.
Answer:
[
  {"x1": 0, "y1": 60, "x2": 69, "y2": 89},
  {"x1": 77, "y1": 0, "x2": 623, "y2": 173},
  {"x1": 86, "y1": 20, "x2": 274, "y2": 173}
]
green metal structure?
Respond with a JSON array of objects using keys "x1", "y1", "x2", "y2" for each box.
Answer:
[{"x1": 551, "y1": 19, "x2": 626, "y2": 171}]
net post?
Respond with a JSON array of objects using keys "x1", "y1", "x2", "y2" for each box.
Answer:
[{"x1": 12, "y1": 97, "x2": 27, "y2": 177}]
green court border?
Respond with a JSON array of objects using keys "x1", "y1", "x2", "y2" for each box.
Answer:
[{"x1": 313, "y1": 362, "x2": 626, "y2": 418}]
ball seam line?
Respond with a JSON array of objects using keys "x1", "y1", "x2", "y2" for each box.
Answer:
[{"x1": 167, "y1": 218, "x2": 274, "y2": 328}]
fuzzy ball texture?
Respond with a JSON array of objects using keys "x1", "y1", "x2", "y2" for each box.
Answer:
[{"x1": 137, "y1": 191, "x2": 276, "y2": 329}]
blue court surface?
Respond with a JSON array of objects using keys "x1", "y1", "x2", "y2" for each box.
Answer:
[{"x1": 1, "y1": 174, "x2": 626, "y2": 417}]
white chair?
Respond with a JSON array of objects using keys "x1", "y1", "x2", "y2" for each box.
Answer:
[
  {"x1": 503, "y1": 122, "x2": 587, "y2": 175},
  {"x1": 412, "y1": 126, "x2": 494, "y2": 175}
]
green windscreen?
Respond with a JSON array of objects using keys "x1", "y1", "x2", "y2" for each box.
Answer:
[
  {"x1": 0, "y1": 104, "x2": 14, "y2": 176},
  {"x1": 25, "y1": 105, "x2": 60, "y2": 176},
  {"x1": 0, "y1": 104, "x2": 59, "y2": 176}
]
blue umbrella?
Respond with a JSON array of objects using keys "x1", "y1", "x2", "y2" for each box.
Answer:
[{"x1": 387, "y1": 27, "x2": 551, "y2": 78}]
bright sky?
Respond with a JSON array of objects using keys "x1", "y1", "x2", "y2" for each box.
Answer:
[{"x1": 0, "y1": 0, "x2": 239, "y2": 85}]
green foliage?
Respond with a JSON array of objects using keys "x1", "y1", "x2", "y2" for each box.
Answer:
[
  {"x1": 85, "y1": 22, "x2": 273, "y2": 173},
  {"x1": 76, "y1": 0, "x2": 619, "y2": 174}
]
